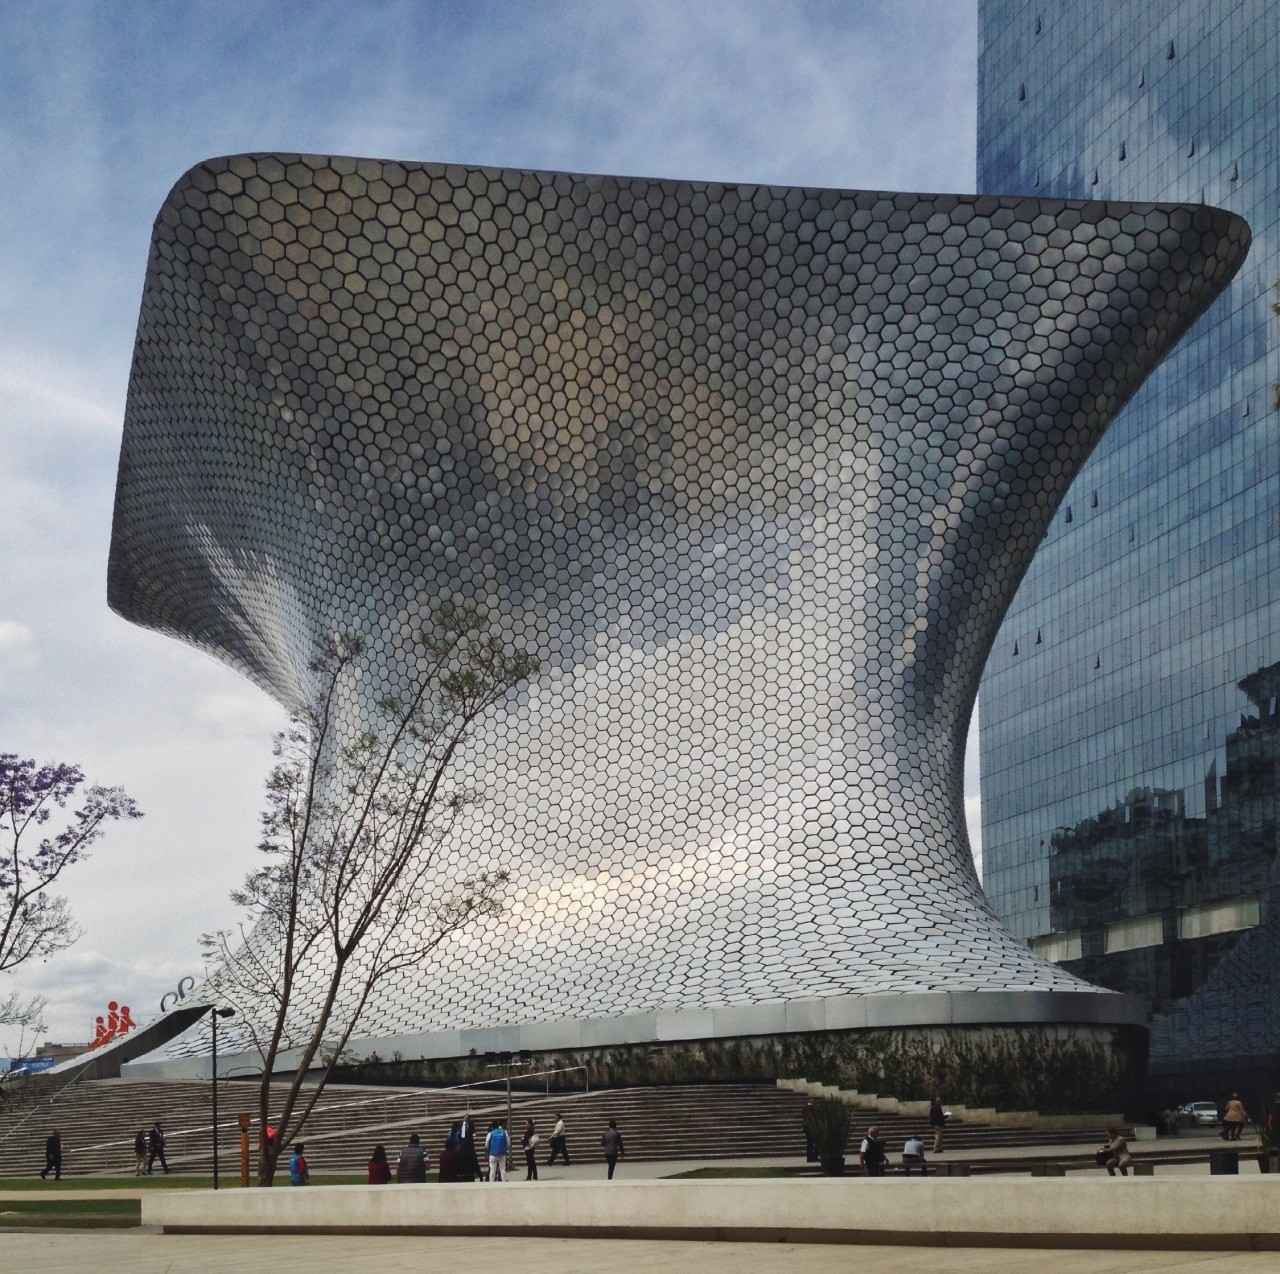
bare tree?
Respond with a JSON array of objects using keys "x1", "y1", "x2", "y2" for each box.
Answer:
[
  {"x1": 1, "y1": 754, "x2": 142, "y2": 978},
  {"x1": 0, "y1": 989, "x2": 47, "y2": 1056},
  {"x1": 201, "y1": 602, "x2": 537, "y2": 1184}
]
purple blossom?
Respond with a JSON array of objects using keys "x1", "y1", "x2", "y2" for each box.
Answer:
[{"x1": 1, "y1": 753, "x2": 142, "y2": 975}]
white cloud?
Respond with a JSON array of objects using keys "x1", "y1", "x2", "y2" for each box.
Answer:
[
  {"x1": 0, "y1": 619, "x2": 38, "y2": 669},
  {"x1": 193, "y1": 690, "x2": 288, "y2": 741},
  {"x1": 0, "y1": 619, "x2": 34, "y2": 647},
  {"x1": 2, "y1": 949, "x2": 196, "y2": 1048},
  {"x1": 0, "y1": 357, "x2": 120, "y2": 434}
]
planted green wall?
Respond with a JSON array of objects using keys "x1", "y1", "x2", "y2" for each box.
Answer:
[{"x1": 334, "y1": 1022, "x2": 1147, "y2": 1114}]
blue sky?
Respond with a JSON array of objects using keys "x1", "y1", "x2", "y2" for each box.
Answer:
[{"x1": 0, "y1": 0, "x2": 979, "y2": 1044}]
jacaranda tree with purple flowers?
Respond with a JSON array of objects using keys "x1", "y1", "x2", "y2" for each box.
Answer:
[{"x1": 1, "y1": 754, "x2": 142, "y2": 1026}]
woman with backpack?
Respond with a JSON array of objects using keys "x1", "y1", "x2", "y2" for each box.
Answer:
[{"x1": 484, "y1": 1120, "x2": 509, "y2": 1181}]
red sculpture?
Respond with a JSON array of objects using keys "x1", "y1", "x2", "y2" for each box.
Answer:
[{"x1": 91, "y1": 1000, "x2": 138, "y2": 1048}]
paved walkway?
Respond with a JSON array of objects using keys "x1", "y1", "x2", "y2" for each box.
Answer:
[
  {"x1": 3, "y1": 1232, "x2": 1278, "y2": 1273},
  {"x1": 0, "y1": 1132, "x2": 1253, "y2": 1198}
]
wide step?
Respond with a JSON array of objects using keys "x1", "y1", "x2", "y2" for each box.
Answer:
[{"x1": 0, "y1": 1078, "x2": 1120, "y2": 1177}]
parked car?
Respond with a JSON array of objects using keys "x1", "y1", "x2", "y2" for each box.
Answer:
[{"x1": 1180, "y1": 1101, "x2": 1220, "y2": 1126}]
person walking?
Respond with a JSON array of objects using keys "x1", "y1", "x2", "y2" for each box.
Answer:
[
  {"x1": 146, "y1": 1121, "x2": 168, "y2": 1175},
  {"x1": 1223, "y1": 1093, "x2": 1248, "y2": 1141},
  {"x1": 601, "y1": 1119, "x2": 625, "y2": 1180},
  {"x1": 397, "y1": 1132, "x2": 428, "y2": 1183},
  {"x1": 289, "y1": 1142, "x2": 310, "y2": 1185},
  {"x1": 931, "y1": 1096, "x2": 952, "y2": 1157},
  {"x1": 803, "y1": 1100, "x2": 818, "y2": 1163},
  {"x1": 459, "y1": 1112, "x2": 480, "y2": 1180},
  {"x1": 485, "y1": 1120, "x2": 510, "y2": 1182},
  {"x1": 859, "y1": 1126, "x2": 887, "y2": 1177},
  {"x1": 929, "y1": 1096, "x2": 946, "y2": 1154},
  {"x1": 546, "y1": 1113, "x2": 570, "y2": 1166},
  {"x1": 368, "y1": 1144, "x2": 391, "y2": 1184},
  {"x1": 901, "y1": 1134, "x2": 928, "y2": 1176},
  {"x1": 40, "y1": 1130, "x2": 62, "y2": 1181},
  {"x1": 133, "y1": 1129, "x2": 147, "y2": 1176},
  {"x1": 522, "y1": 1119, "x2": 540, "y2": 1180}
]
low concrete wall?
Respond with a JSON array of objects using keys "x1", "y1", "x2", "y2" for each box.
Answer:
[{"x1": 144, "y1": 1177, "x2": 1280, "y2": 1249}]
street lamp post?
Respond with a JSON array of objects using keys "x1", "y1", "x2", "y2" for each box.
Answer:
[{"x1": 210, "y1": 1007, "x2": 235, "y2": 1189}]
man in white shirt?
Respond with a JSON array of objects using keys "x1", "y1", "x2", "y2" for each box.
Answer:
[
  {"x1": 547, "y1": 1113, "x2": 570, "y2": 1165},
  {"x1": 902, "y1": 1134, "x2": 927, "y2": 1176},
  {"x1": 859, "y1": 1126, "x2": 887, "y2": 1176}
]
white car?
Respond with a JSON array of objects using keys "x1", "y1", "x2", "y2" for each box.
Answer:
[{"x1": 1181, "y1": 1101, "x2": 1219, "y2": 1126}]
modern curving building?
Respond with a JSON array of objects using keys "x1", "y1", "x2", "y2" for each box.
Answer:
[
  {"x1": 108, "y1": 154, "x2": 1246, "y2": 1089},
  {"x1": 978, "y1": 0, "x2": 1280, "y2": 1094}
]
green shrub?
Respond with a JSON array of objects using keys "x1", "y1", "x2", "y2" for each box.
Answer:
[{"x1": 802, "y1": 1097, "x2": 851, "y2": 1173}]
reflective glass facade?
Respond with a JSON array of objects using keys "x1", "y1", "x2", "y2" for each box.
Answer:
[{"x1": 978, "y1": 0, "x2": 1280, "y2": 1078}]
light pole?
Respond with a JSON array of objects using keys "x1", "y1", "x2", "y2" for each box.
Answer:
[{"x1": 210, "y1": 1007, "x2": 235, "y2": 1189}]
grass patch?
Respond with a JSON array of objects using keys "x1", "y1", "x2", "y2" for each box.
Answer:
[
  {"x1": 0, "y1": 1198, "x2": 141, "y2": 1229},
  {"x1": 0, "y1": 1173, "x2": 369, "y2": 1191}
]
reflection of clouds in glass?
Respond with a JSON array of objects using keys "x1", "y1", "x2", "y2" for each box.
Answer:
[{"x1": 978, "y1": 3, "x2": 1277, "y2": 979}]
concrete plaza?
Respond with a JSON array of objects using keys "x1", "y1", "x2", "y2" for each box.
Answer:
[{"x1": 3, "y1": 1233, "x2": 1278, "y2": 1274}]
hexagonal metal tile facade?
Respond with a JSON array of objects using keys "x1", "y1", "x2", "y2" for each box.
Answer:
[{"x1": 108, "y1": 155, "x2": 1248, "y2": 1054}]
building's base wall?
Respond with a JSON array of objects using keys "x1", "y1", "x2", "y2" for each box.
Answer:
[
  {"x1": 123, "y1": 990, "x2": 1146, "y2": 1101},
  {"x1": 330, "y1": 1023, "x2": 1147, "y2": 1116}
]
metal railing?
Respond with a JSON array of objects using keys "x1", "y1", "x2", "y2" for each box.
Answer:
[
  {"x1": 422, "y1": 1064, "x2": 591, "y2": 1133},
  {"x1": 0, "y1": 1061, "x2": 96, "y2": 1154}
]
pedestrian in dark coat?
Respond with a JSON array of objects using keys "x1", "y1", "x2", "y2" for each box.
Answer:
[
  {"x1": 146, "y1": 1122, "x2": 169, "y2": 1175},
  {"x1": 40, "y1": 1130, "x2": 62, "y2": 1180},
  {"x1": 523, "y1": 1120, "x2": 540, "y2": 1180},
  {"x1": 458, "y1": 1112, "x2": 480, "y2": 1180},
  {"x1": 601, "y1": 1120, "x2": 625, "y2": 1179}
]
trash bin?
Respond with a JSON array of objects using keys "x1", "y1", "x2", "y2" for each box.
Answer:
[{"x1": 1209, "y1": 1149, "x2": 1239, "y2": 1175}]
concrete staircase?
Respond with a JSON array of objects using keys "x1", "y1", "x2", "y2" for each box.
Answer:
[
  {"x1": 0, "y1": 1078, "x2": 1124, "y2": 1178},
  {"x1": 778, "y1": 1077, "x2": 1127, "y2": 1131},
  {"x1": 0, "y1": 1078, "x2": 428, "y2": 1177}
]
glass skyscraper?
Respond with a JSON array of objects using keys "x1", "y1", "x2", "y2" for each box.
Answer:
[{"x1": 978, "y1": 0, "x2": 1280, "y2": 1088}]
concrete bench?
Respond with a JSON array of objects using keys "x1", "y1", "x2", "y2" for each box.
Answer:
[{"x1": 144, "y1": 1176, "x2": 1280, "y2": 1250}]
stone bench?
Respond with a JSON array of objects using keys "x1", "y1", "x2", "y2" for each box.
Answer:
[{"x1": 144, "y1": 1176, "x2": 1280, "y2": 1250}]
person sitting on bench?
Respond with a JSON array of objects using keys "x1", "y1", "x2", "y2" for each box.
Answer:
[
  {"x1": 1097, "y1": 1127, "x2": 1133, "y2": 1177},
  {"x1": 902, "y1": 1134, "x2": 928, "y2": 1176}
]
